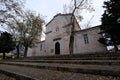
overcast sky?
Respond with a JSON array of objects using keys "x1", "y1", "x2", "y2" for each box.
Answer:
[{"x1": 25, "y1": 0, "x2": 106, "y2": 29}]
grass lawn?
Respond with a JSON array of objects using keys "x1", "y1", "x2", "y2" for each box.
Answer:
[
  {"x1": 0, "y1": 53, "x2": 15, "y2": 60},
  {"x1": 0, "y1": 54, "x2": 2, "y2": 60}
]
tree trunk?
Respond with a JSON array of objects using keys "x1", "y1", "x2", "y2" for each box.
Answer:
[
  {"x1": 69, "y1": 33, "x2": 74, "y2": 55},
  {"x1": 24, "y1": 47, "x2": 28, "y2": 57},
  {"x1": 111, "y1": 36, "x2": 118, "y2": 52},
  {"x1": 16, "y1": 44, "x2": 20, "y2": 58},
  {"x1": 69, "y1": 14, "x2": 75, "y2": 55},
  {"x1": 3, "y1": 52, "x2": 5, "y2": 59},
  {"x1": 114, "y1": 44, "x2": 118, "y2": 52}
]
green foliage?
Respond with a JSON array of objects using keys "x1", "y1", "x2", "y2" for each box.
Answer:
[
  {"x1": 98, "y1": 37, "x2": 108, "y2": 46},
  {"x1": 8, "y1": 10, "x2": 44, "y2": 57},
  {"x1": 100, "y1": 0, "x2": 120, "y2": 50},
  {"x1": 20, "y1": 11, "x2": 43, "y2": 47},
  {"x1": 0, "y1": 32, "x2": 16, "y2": 59},
  {"x1": 101, "y1": 0, "x2": 120, "y2": 34},
  {"x1": 0, "y1": 54, "x2": 2, "y2": 59}
]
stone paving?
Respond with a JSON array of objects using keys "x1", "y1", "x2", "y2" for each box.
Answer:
[
  {"x1": 0, "y1": 73, "x2": 16, "y2": 80},
  {"x1": 0, "y1": 64, "x2": 120, "y2": 80}
]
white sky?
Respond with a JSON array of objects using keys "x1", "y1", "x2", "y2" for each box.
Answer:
[{"x1": 25, "y1": 0, "x2": 105, "y2": 29}]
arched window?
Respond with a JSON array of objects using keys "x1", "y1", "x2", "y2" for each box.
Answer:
[{"x1": 56, "y1": 27, "x2": 59, "y2": 32}]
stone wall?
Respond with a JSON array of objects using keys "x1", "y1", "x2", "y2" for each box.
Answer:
[
  {"x1": 74, "y1": 27, "x2": 107, "y2": 54},
  {"x1": 44, "y1": 14, "x2": 73, "y2": 55}
]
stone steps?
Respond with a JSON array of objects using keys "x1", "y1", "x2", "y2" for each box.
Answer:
[
  {"x1": 0, "y1": 61, "x2": 120, "y2": 77},
  {"x1": 0, "y1": 52, "x2": 120, "y2": 80},
  {"x1": 5, "y1": 60, "x2": 120, "y2": 65},
  {"x1": 17, "y1": 57, "x2": 120, "y2": 60}
]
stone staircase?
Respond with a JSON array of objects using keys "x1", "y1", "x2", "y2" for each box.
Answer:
[{"x1": 0, "y1": 52, "x2": 120, "y2": 80}]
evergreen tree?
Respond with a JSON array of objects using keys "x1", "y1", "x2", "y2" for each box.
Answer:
[
  {"x1": 100, "y1": 0, "x2": 120, "y2": 51},
  {"x1": 0, "y1": 32, "x2": 16, "y2": 59}
]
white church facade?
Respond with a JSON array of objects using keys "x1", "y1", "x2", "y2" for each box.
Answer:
[{"x1": 27, "y1": 13, "x2": 107, "y2": 57}]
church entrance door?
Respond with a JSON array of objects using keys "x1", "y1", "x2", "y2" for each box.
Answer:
[{"x1": 55, "y1": 42, "x2": 60, "y2": 55}]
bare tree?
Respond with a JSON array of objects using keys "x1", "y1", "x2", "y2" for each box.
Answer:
[
  {"x1": 68, "y1": 0, "x2": 94, "y2": 54},
  {"x1": 8, "y1": 10, "x2": 44, "y2": 57},
  {"x1": 19, "y1": 11, "x2": 44, "y2": 57},
  {"x1": 84, "y1": 15, "x2": 94, "y2": 29},
  {"x1": 8, "y1": 19, "x2": 21, "y2": 58},
  {"x1": 63, "y1": 0, "x2": 94, "y2": 21},
  {"x1": 0, "y1": 0, "x2": 24, "y2": 26}
]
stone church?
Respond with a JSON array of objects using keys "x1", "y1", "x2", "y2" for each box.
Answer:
[{"x1": 27, "y1": 13, "x2": 107, "y2": 57}]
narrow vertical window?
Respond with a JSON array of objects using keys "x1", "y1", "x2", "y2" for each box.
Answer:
[
  {"x1": 40, "y1": 44, "x2": 42, "y2": 51},
  {"x1": 83, "y1": 34, "x2": 89, "y2": 44}
]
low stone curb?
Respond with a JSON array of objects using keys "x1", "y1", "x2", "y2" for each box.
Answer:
[
  {"x1": 7, "y1": 52, "x2": 120, "y2": 60},
  {"x1": 16, "y1": 57, "x2": 120, "y2": 60}
]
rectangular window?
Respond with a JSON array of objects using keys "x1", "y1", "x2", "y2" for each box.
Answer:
[{"x1": 83, "y1": 34, "x2": 89, "y2": 44}]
